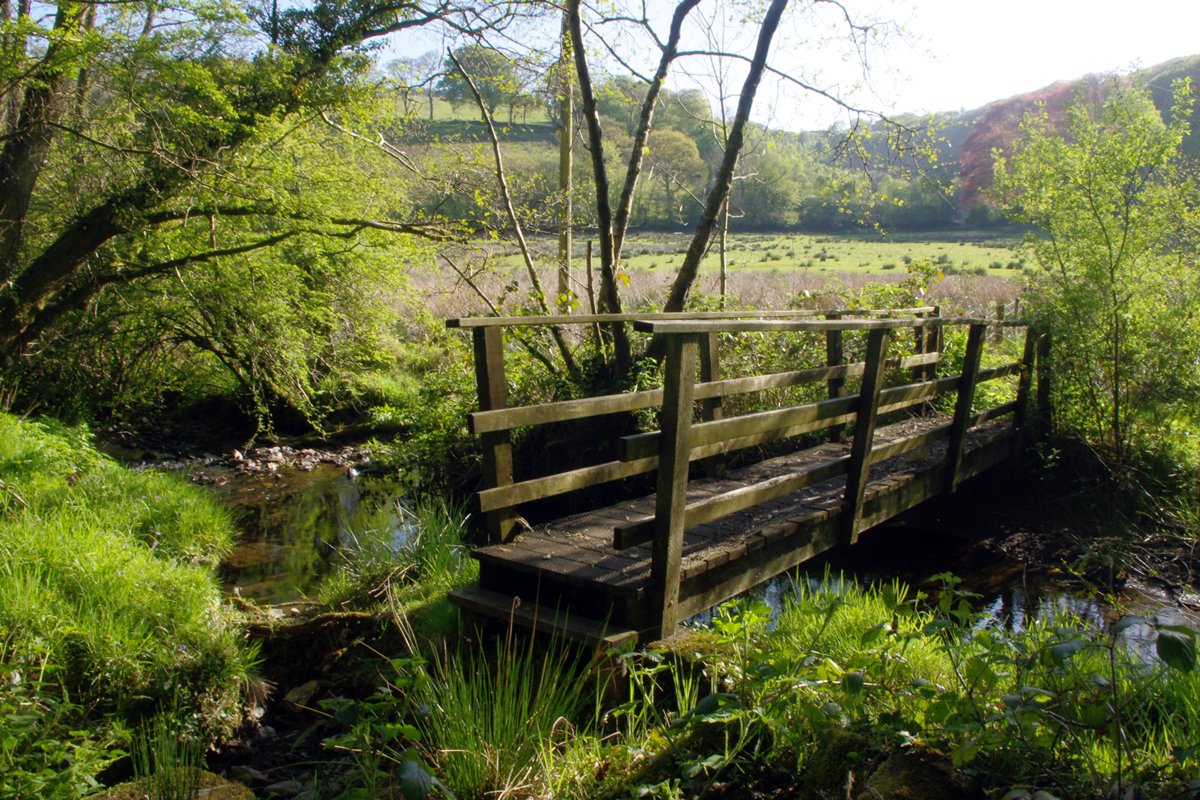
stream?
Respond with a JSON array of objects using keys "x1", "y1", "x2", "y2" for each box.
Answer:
[{"x1": 196, "y1": 455, "x2": 1197, "y2": 654}]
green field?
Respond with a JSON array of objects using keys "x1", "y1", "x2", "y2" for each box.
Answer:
[
  {"x1": 617, "y1": 232, "x2": 1027, "y2": 277},
  {"x1": 492, "y1": 232, "x2": 1028, "y2": 279}
]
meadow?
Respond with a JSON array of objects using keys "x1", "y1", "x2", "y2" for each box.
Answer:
[
  {"x1": 613, "y1": 231, "x2": 1026, "y2": 278},
  {"x1": 416, "y1": 231, "x2": 1027, "y2": 322}
]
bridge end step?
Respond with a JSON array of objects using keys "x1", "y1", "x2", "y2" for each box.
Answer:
[{"x1": 448, "y1": 585, "x2": 639, "y2": 651}]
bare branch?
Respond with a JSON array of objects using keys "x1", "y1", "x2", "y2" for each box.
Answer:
[{"x1": 447, "y1": 44, "x2": 577, "y2": 376}]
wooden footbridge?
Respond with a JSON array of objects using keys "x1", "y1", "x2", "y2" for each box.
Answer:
[{"x1": 446, "y1": 308, "x2": 1047, "y2": 646}]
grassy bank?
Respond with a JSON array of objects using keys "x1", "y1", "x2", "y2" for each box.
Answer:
[
  {"x1": 325, "y1": 576, "x2": 1199, "y2": 799},
  {"x1": 0, "y1": 413, "x2": 253, "y2": 797}
]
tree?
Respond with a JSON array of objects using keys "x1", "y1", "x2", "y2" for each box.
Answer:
[
  {"x1": 643, "y1": 128, "x2": 706, "y2": 225},
  {"x1": 994, "y1": 80, "x2": 1199, "y2": 462},
  {"x1": 386, "y1": 51, "x2": 443, "y2": 118},
  {"x1": 0, "y1": 0, "x2": 496, "y2": 370},
  {"x1": 438, "y1": 44, "x2": 520, "y2": 115}
]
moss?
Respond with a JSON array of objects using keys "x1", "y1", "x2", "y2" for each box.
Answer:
[
  {"x1": 855, "y1": 743, "x2": 983, "y2": 800},
  {"x1": 796, "y1": 729, "x2": 872, "y2": 800}
]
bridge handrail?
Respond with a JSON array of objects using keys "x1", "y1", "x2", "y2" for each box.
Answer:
[
  {"x1": 455, "y1": 305, "x2": 1033, "y2": 546},
  {"x1": 633, "y1": 317, "x2": 1028, "y2": 334},
  {"x1": 639, "y1": 321, "x2": 1039, "y2": 635},
  {"x1": 445, "y1": 305, "x2": 938, "y2": 329}
]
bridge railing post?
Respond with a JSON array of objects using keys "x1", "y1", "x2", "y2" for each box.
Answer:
[
  {"x1": 699, "y1": 332, "x2": 725, "y2": 477},
  {"x1": 472, "y1": 326, "x2": 516, "y2": 544},
  {"x1": 842, "y1": 327, "x2": 891, "y2": 545},
  {"x1": 825, "y1": 311, "x2": 844, "y2": 442},
  {"x1": 945, "y1": 322, "x2": 987, "y2": 493},
  {"x1": 650, "y1": 333, "x2": 699, "y2": 639},
  {"x1": 1012, "y1": 325, "x2": 1038, "y2": 454},
  {"x1": 922, "y1": 306, "x2": 941, "y2": 383},
  {"x1": 1036, "y1": 331, "x2": 1052, "y2": 436}
]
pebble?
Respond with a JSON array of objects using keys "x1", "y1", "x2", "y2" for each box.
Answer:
[
  {"x1": 228, "y1": 765, "x2": 270, "y2": 786},
  {"x1": 264, "y1": 779, "x2": 304, "y2": 798}
]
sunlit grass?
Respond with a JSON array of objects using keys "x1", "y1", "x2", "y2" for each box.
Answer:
[{"x1": 0, "y1": 413, "x2": 251, "y2": 734}]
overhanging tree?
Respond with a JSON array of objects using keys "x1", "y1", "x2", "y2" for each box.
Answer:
[{"x1": 0, "y1": 0, "x2": 512, "y2": 369}]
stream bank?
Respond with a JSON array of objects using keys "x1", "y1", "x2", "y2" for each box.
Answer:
[{"x1": 96, "y1": 427, "x2": 1200, "y2": 797}]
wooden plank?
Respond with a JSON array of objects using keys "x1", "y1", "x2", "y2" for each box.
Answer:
[
  {"x1": 613, "y1": 456, "x2": 849, "y2": 550},
  {"x1": 971, "y1": 399, "x2": 1018, "y2": 426},
  {"x1": 976, "y1": 362, "x2": 1021, "y2": 383},
  {"x1": 620, "y1": 394, "x2": 856, "y2": 461},
  {"x1": 620, "y1": 376, "x2": 952, "y2": 464},
  {"x1": 842, "y1": 328, "x2": 890, "y2": 544},
  {"x1": 946, "y1": 323, "x2": 987, "y2": 493},
  {"x1": 857, "y1": 467, "x2": 943, "y2": 530},
  {"x1": 675, "y1": 516, "x2": 843, "y2": 621},
  {"x1": 477, "y1": 456, "x2": 657, "y2": 512},
  {"x1": 447, "y1": 306, "x2": 938, "y2": 329},
  {"x1": 867, "y1": 423, "x2": 951, "y2": 465},
  {"x1": 473, "y1": 327, "x2": 516, "y2": 543},
  {"x1": 633, "y1": 317, "x2": 975, "y2": 335},
  {"x1": 468, "y1": 353, "x2": 939, "y2": 435},
  {"x1": 650, "y1": 334, "x2": 699, "y2": 639},
  {"x1": 470, "y1": 387, "x2": 662, "y2": 435},
  {"x1": 448, "y1": 586, "x2": 638, "y2": 649}
]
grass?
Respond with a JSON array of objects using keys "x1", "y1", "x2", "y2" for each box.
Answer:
[
  {"x1": 318, "y1": 572, "x2": 1199, "y2": 799},
  {"x1": 413, "y1": 630, "x2": 589, "y2": 798},
  {"x1": 0, "y1": 413, "x2": 253, "y2": 767},
  {"x1": 490, "y1": 231, "x2": 1025, "y2": 280},
  {"x1": 411, "y1": 232, "x2": 1026, "y2": 325},
  {"x1": 318, "y1": 494, "x2": 478, "y2": 638}
]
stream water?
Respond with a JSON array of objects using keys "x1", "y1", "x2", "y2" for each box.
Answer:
[
  {"x1": 210, "y1": 463, "x2": 413, "y2": 604},
  {"x1": 209, "y1": 459, "x2": 1198, "y2": 655}
]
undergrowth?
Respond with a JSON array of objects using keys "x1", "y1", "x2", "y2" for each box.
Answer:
[
  {"x1": 321, "y1": 574, "x2": 1199, "y2": 800},
  {"x1": 0, "y1": 413, "x2": 254, "y2": 797}
]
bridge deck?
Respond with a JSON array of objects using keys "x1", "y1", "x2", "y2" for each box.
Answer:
[{"x1": 467, "y1": 414, "x2": 1014, "y2": 639}]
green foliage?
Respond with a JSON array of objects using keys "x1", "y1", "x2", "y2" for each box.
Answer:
[
  {"x1": 0, "y1": 413, "x2": 252, "y2": 755},
  {"x1": 321, "y1": 495, "x2": 477, "y2": 611},
  {"x1": 438, "y1": 45, "x2": 521, "y2": 115},
  {"x1": 995, "y1": 80, "x2": 1200, "y2": 464},
  {"x1": 323, "y1": 624, "x2": 588, "y2": 799},
  {"x1": 0, "y1": 645, "x2": 118, "y2": 800},
  {"x1": 131, "y1": 716, "x2": 204, "y2": 800},
  {"x1": 18, "y1": 101, "x2": 433, "y2": 430}
]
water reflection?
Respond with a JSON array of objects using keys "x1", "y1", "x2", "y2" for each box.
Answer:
[
  {"x1": 212, "y1": 464, "x2": 412, "y2": 604},
  {"x1": 687, "y1": 525, "x2": 1199, "y2": 665}
]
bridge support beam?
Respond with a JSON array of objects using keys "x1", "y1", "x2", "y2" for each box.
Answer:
[
  {"x1": 842, "y1": 328, "x2": 890, "y2": 545},
  {"x1": 651, "y1": 333, "x2": 699, "y2": 639}
]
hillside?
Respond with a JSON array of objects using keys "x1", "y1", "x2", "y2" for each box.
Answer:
[
  {"x1": 950, "y1": 54, "x2": 1200, "y2": 212},
  {"x1": 392, "y1": 54, "x2": 1200, "y2": 230}
]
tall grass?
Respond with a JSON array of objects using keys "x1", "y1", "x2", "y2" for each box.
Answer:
[
  {"x1": 319, "y1": 495, "x2": 477, "y2": 616},
  {"x1": 412, "y1": 628, "x2": 589, "y2": 798},
  {"x1": 0, "y1": 413, "x2": 252, "y2": 742}
]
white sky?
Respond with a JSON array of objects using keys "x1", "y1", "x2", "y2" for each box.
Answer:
[
  {"x1": 881, "y1": 0, "x2": 1200, "y2": 116},
  {"x1": 381, "y1": 0, "x2": 1200, "y2": 131}
]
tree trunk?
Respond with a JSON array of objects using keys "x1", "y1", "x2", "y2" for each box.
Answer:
[
  {"x1": 610, "y1": 0, "x2": 701, "y2": 263},
  {"x1": 556, "y1": 8, "x2": 573, "y2": 311},
  {"x1": 568, "y1": 0, "x2": 629, "y2": 367},
  {"x1": 662, "y1": 0, "x2": 789, "y2": 314},
  {"x1": 0, "y1": 2, "x2": 89, "y2": 279}
]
